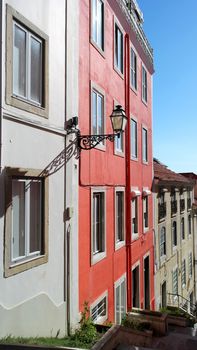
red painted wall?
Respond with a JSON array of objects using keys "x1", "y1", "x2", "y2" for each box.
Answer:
[{"x1": 79, "y1": 0, "x2": 154, "y2": 322}]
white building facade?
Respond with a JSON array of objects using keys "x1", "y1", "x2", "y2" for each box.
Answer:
[{"x1": 0, "y1": 0, "x2": 79, "y2": 337}]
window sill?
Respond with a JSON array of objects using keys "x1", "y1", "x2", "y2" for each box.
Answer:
[
  {"x1": 115, "y1": 240, "x2": 125, "y2": 251},
  {"x1": 91, "y1": 251, "x2": 106, "y2": 265},
  {"x1": 130, "y1": 85, "x2": 138, "y2": 95},
  {"x1": 5, "y1": 254, "x2": 48, "y2": 277},
  {"x1": 160, "y1": 255, "x2": 166, "y2": 265},
  {"x1": 114, "y1": 149, "x2": 125, "y2": 157},
  {"x1": 142, "y1": 160, "x2": 149, "y2": 165},
  {"x1": 90, "y1": 38, "x2": 105, "y2": 59},
  {"x1": 144, "y1": 227, "x2": 149, "y2": 233},
  {"x1": 131, "y1": 156, "x2": 138, "y2": 162},
  {"x1": 132, "y1": 233, "x2": 139, "y2": 241},
  {"x1": 114, "y1": 65, "x2": 124, "y2": 80},
  {"x1": 142, "y1": 98, "x2": 148, "y2": 107},
  {"x1": 6, "y1": 94, "x2": 48, "y2": 118}
]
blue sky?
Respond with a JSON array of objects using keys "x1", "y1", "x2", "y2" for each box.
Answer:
[{"x1": 137, "y1": 0, "x2": 197, "y2": 173}]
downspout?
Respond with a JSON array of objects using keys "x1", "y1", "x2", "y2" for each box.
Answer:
[
  {"x1": 64, "y1": 0, "x2": 70, "y2": 336},
  {"x1": 0, "y1": 0, "x2": 2, "y2": 172},
  {"x1": 125, "y1": 33, "x2": 132, "y2": 311}
]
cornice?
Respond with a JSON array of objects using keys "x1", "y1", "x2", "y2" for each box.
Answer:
[{"x1": 116, "y1": 0, "x2": 154, "y2": 66}]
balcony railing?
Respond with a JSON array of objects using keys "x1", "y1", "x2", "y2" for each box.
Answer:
[
  {"x1": 167, "y1": 293, "x2": 196, "y2": 319},
  {"x1": 158, "y1": 202, "x2": 166, "y2": 221},
  {"x1": 171, "y1": 200, "x2": 177, "y2": 216},
  {"x1": 180, "y1": 199, "x2": 185, "y2": 212},
  {"x1": 187, "y1": 198, "x2": 192, "y2": 210}
]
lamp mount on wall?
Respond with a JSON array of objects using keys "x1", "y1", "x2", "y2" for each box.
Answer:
[{"x1": 66, "y1": 105, "x2": 127, "y2": 151}]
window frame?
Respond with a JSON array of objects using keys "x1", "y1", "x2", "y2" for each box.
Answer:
[
  {"x1": 189, "y1": 252, "x2": 192, "y2": 278},
  {"x1": 131, "y1": 196, "x2": 139, "y2": 240},
  {"x1": 142, "y1": 64, "x2": 148, "y2": 104},
  {"x1": 172, "y1": 220, "x2": 177, "y2": 250},
  {"x1": 90, "y1": 291, "x2": 108, "y2": 324},
  {"x1": 6, "y1": 4, "x2": 49, "y2": 118},
  {"x1": 131, "y1": 117, "x2": 138, "y2": 160},
  {"x1": 114, "y1": 18, "x2": 124, "y2": 76},
  {"x1": 188, "y1": 214, "x2": 192, "y2": 236},
  {"x1": 143, "y1": 195, "x2": 149, "y2": 232},
  {"x1": 160, "y1": 226, "x2": 166, "y2": 259},
  {"x1": 91, "y1": 82, "x2": 106, "y2": 151},
  {"x1": 181, "y1": 259, "x2": 186, "y2": 288},
  {"x1": 172, "y1": 267, "x2": 178, "y2": 295},
  {"x1": 114, "y1": 274, "x2": 126, "y2": 324},
  {"x1": 142, "y1": 126, "x2": 148, "y2": 163},
  {"x1": 115, "y1": 188, "x2": 125, "y2": 250},
  {"x1": 130, "y1": 47, "x2": 137, "y2": 91},
  {"x1": 91, "y1": 188, "x2": 106, "y2": 265},
  {"x1": 181, "y1": 217, "x2": 185, "y2": 240},
  {"x1": 4, "y1": 167, "x2": 49, "y2": 277},
  {"x1": 114, "y1": 101, "x2": 124, "y2": 156},
  {"x1": 91, "y1": 0, "x2": 105, "y2": 54}
]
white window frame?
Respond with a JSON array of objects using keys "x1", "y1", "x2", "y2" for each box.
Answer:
[
  {"x1": 130, "y1": 47, "x2": 137, "y2": 91},
  {"x1": 131, "y1": 118, "x2": 138, "y2": 160},
  {"x1": 172, "y1": 220, "x2": 177, "y2": 251},
  {"x1": 131, "y1": 196, "x2": 139, "y2": 240},
  {"x1": 181, "y1": 259, "x2": 186, "y2": 288},
  {"x1": 189, "y1": 252, "x2": 192, "y2": 278},
  {"x1": 114, "y1": 274, "x2": 126, "y2": 324},
  {"x1": 115, "y1": 188, "x2": 125, "y2": 250},
  {"x1": 11, "y1": 178, "x2": 43, "y2": 264},
  {"x1": 142, "y1": 65, "x2": 148, "y2": 103},
  {"x1": 181, "y1": 217, "x2": 185, "y2": 240},
  {"x1": 91, "y1": 0, "x2": 105, "y2": 53},
  {"x1": 90, "y1": 291, "x2": 108, "y2": 324},
  {"x1": 114, "y1": 101, "x2": 124, "y2": 155},
  {"x1": 142, "y1": 126, "x2": 148, "y2": 163},
  {"x1": 91, "y1": 188, "x2": 106, "y2": 265},
  {"x1": 13, "y1": 21, "x2": 43, "y2": 106},
  {"x1": 143, "y1": 195, "x2": 149, "y2": 232},
  {"x1": 160, "y1": 226, "x2": 166, "y2": 259},
  {"x1": 91, "y1": 83, "x2": 106, "y2": 150},
  {"x1": 172, "y1": 267, "x2": 178, "y2": 295},
  {"x1": 132, "y1": 262, "x2": 140, "y2": 308},
  {"x1": 114, "y1": 18, "x2": 124, "y2": 76}
]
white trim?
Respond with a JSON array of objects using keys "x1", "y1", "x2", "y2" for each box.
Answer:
[
  {"x1": 131, "y1": 189, "x2": 141, "y2": 197},
  {"x1": 142, "y1": 188, "x2": 151, "y2": 196},
  {"x1": 114, "y1": 273, "x2": 126, "y2": 324},
  {"x1": 115, "y1": 187, "x2": 125, "y2": 251},
  {"x1": 113, "y1": 16, "x2": 124, "y2": 78},
  {"x1": 90, "y1": 290, "x2": 108, "y2": 324}
]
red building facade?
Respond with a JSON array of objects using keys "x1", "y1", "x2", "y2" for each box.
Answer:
[{"x1": 78, "y1": 0, "x2": 154, "y2": 323}]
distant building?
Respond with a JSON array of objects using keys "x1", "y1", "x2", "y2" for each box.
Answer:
[{"x1": 153, "y1": 159, "x2": 195, "y2": 312}]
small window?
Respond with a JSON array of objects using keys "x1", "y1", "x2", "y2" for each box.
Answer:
[
  {"x1": 172, "y1": 268, "x2": 178, "y2": 295},
  {"x1": 91, "y1": 0, "x2": 104, "y2": 51},
  {"x1": 172, "y1": 221, "x2": 177, "y2": 248},
  {"x1": 132, "y1": 197, "x2": 138, "y2": 237},
  {"x1": 6, "y1": 5, "x2": 49, "y2": 117},
  {"x1": 142, "y1": 66, "x2": 147, "y2": 103},
  {"x1": 92, "y1": 191, "x2": 105, "y2": 263},
  {"x1": 92, "y1": 89, "x2": 104, "y2": 144},
  {"x1": 181, "y1": 217, "x2": 185, "y2": 240},
  {"x1": 189, "y1": 252, "x2": 192, "y2": 278},
  {"x1": 160, "y1": 227, "x2": 166, "y2": 257},
  {"x1": 143, "y1": 196, "x2": 148, "y2": 230},
  {"x1": 115, "y1": 191, "x2": 124, "y2": 245},
  {"x1": 181, "y1": 259, "x2": 186, "y2": 287},
  {"x1": 130, "y1": 48, "x2": 137, "y2": 90},
  {"x1": 188, "y1": 215, "x2": 192, "y2": 235},
  {"x1": 142, "y1": 127, "x2": 148, "y2": 163},
  {"x1": 115, "y1": 276, "x2": 126, "y2": 324},
  {"x1": 115, "y1": 132, "x2": 124, "y2": 153},
  {"x1": 91, "y1": 294, "x2": 107, "y2": 323},
  {"x1": 131, "y1": 119, "x2": 137, "y2": 159},
  {"x1": 114, "y1": 23, "x2": 123, "y2": 74}
]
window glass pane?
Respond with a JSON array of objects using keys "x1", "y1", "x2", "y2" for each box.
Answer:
[
  {"x1": 30, "y1": 36, "x2": 42, "y2": 103},
  {"x1": 97, "y1": 94, "x2": 104, "y2": 135},
  {"x1": 120, "y1": 280, "x2": 126, "y2": 320},
  {"x1": 116, "y1": 192, "x2": 123, "y2": 241},
  {"x1": 93, "y1": 192, "x2": 104, "y2": 254},
  {"x1": 97, "y1": 0, "x2": 103, "y2": 49},
  {"x1": 92, "y1": 91, "x2": 97, "y2": 134},
  {"x1": 12, "y1": 180, "x2": 25, "y2": 259},
  {"x1": 92, "y1": 0, "x2": 97, "y2": 43},
  {"x1": 13, "y1": 24, "x2": 26, "y2": 97},
  {"x1": 116, "y1": 285, "x2": 120, "y2": 323},
  {"x1": 131, "y1": 119, "x2": 137, "y2": 158},
  {"x1": 29, "y1": 180, "x2": 42, "y2": 253}
]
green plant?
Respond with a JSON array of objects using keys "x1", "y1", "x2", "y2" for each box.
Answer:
[{"x1": 121, "y1": 316, "x2": 151, "y2": 332}]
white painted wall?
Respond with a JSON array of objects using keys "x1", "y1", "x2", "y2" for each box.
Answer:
[{"x1": 0, "y1": 0, "x2": 79, "y2": 337}]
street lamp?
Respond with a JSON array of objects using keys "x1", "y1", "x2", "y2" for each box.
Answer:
[{"x1": 66, "y1": 105, "x2": 127, "y2": 151}]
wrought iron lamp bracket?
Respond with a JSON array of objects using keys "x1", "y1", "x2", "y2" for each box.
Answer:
[{"x1": 78, "y1": 132, "x2": 120, "y2": 150}]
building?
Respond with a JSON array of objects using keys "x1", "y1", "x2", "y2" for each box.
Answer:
[
  {"x1": 0, "y1": 0, "x2": 79, "y2": 337},
  {"x1": 153, "y1": 159, "x2": 195, "y2": 311},
  {"x1": 78, "y1": 0, "x2": 154, "y2": 324}
]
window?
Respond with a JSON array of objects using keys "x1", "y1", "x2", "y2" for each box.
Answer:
[
  {"x1": 92, "y1": 88, "x2": 104, "y2": 144},
  {"x1": 132, "y1": 198, "x2": 138, "y2": 237},
  {"x1": 130, "y1": 48, "x2": 137, "y2": 90},
  {"x1": 189, "y1": 252, "x2": 192, "y2": 278},
  {"x1": 172, "y1": 221, "x2": 177, "y2": 248},
  {"x1": 181, "y1": 217, "x2": 185, "y2": 240},
  {"x1": 160, "y1": 227, "x2": 166, "y2": 257},
  {"x1": 115, "y1": 190, "x2": 124, "y2": 246},
  {"x1": 91, "y1": 0, "x2": 104, "y2": 51},
  {"x1": 142, "y1": 127, "x2": 148, "y2": 163},
  {"x1": 6, "y1": 5, "x2": 49, "y2": 117},
  {"x1": 131, "y1": 119, "x2": 137, "y2": 159},
  {"x1": 115, "y1": 131, "x2": 124, "y2": 153},
  {"x1": 5, "y1": 168, "x2": 48, "y2": 277},
  {"x1": 114, "y1": 23, "x2": 123, "y2": 74},
  {"x1": 172, "y1": 268, "x2": 178, "y2": 295},
  {"x1": 115, "y1": 276, "x2": 126, "y2": 324},
  {"x1": 142, "y1": 66, "x2": 147, "y2": 103},
  {"x1": 181, "y1": 259, "x2": 186, "y2": 287},
  {"x1": 188, "y1": 215, "x2": 192, "y2": 235},
  {"x1": 143, "y1": 196, "x2": 148, "y2": 230},
  {"x1": 91, "y1": 293, "x2": 107, "y2": 324},
  {"x1": 92, "y1": 191, "x2": 105, "y2": 263}
]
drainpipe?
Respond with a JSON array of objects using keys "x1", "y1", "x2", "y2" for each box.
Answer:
[{"x1": 124, "y1": 33, "x2": 132, "y2": 311}]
